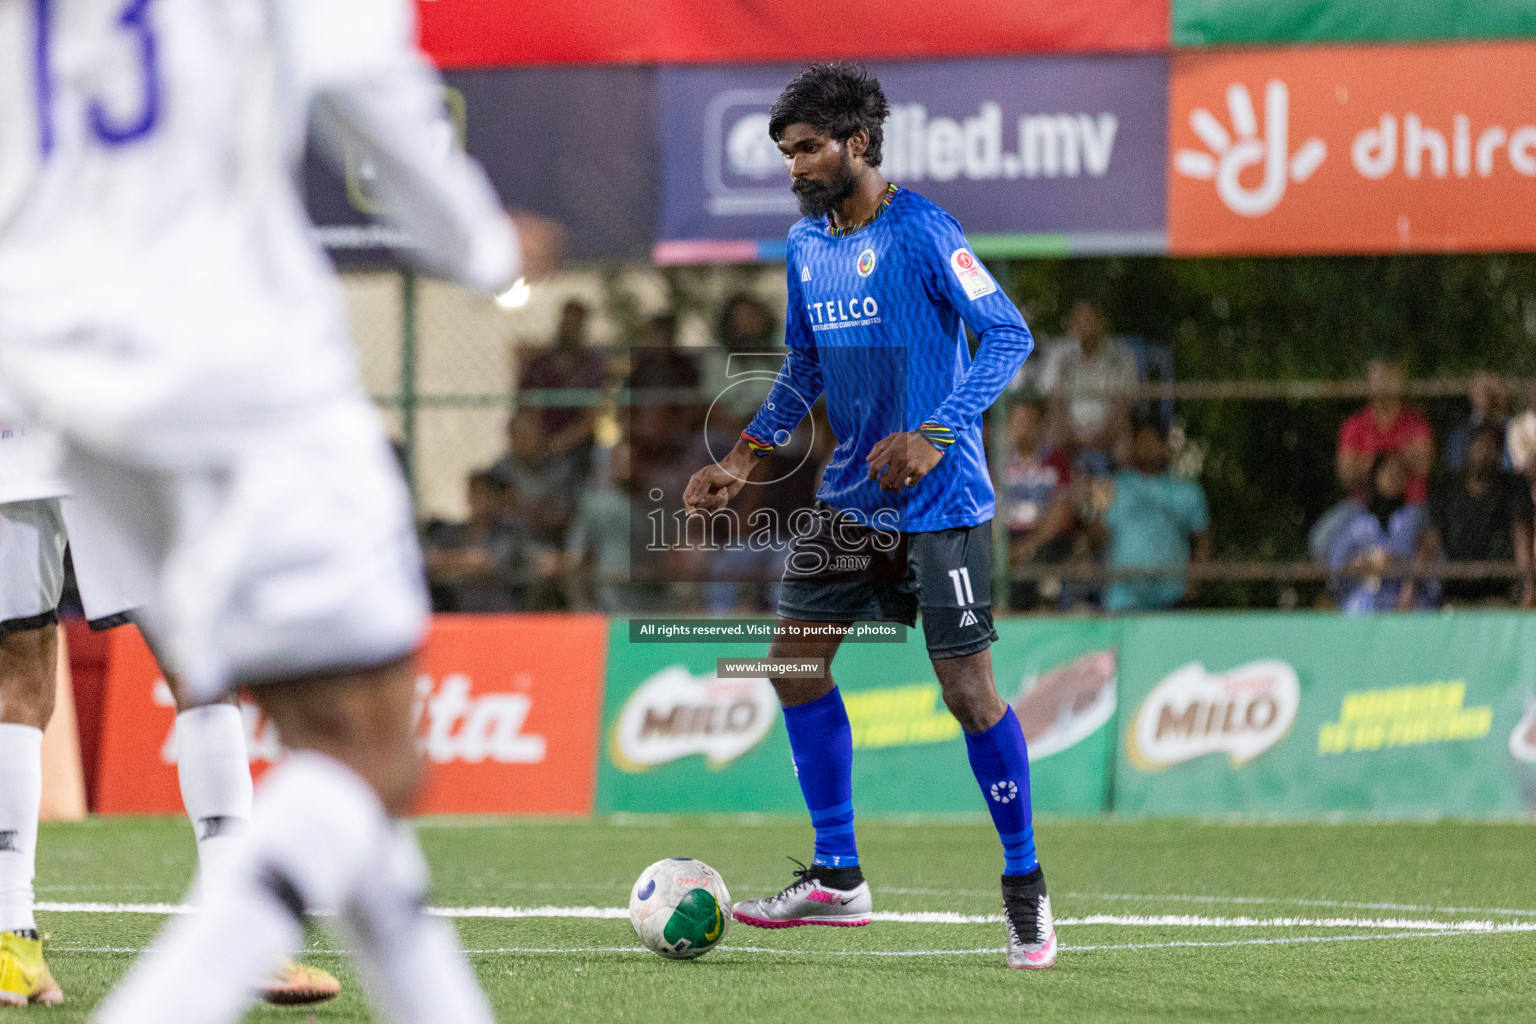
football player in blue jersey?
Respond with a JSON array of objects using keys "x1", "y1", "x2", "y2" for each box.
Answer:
[{"x1": 683, "y1": 63, "x2": 1055, "y2": 969}]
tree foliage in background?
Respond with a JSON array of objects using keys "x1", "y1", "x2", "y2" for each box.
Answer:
[{"x1": 1004, "y1": 255, "x2": 1536, "y2": 607}]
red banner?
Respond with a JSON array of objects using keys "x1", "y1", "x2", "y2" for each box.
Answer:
[
  {"x1": 416, "y1": 0, "x2": 1169, "y2": 69},
  {"x1": 1169, "y1": 43, "x2": 1536, "y2": 255},
  {"x1": 93, "y1": 616, "x2": 609, "y2": 816},
  {"x1": 413, "y1": 615, "x2": 609, "y2": 814},
  {"x1": 95, "y1": 628, "x2": 214, "y2": 814}
]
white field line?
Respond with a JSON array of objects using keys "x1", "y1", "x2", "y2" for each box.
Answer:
[
  {"x1": 806, "y1": 888, "x2": 1536, "y2": 920},
  {"x1": 464, "y1": 930, "x2": 1536, "y2": 955},
  {"x1": 1061, "y1": 891, "x2": 1536, "y2": 919},
  {"x1": 39, "y1": 902, "x2": 190, "y2": 915},
  {"x1": 45, "y1": 929, "x2": 1530, "y2": 958},
  {"x1": 432, "y1": 906, "x2": 631, "y2": 920},
  {"x1": 44, "y1": 885, "x2": 1536, "y2": 921},
  {"x1": 1061, "y1": 915, "x2": 1536, "y2": 933},
  {"x1": 34, "y1": 901, "x2": 1536, "y2": 934}
]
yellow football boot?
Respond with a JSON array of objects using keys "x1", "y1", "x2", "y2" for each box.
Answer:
[
  {"x1": 258, "y1": 958, "x2": 341, "y2": 1005},
  {"x1": 0, "y1": 931, "x2": 62, "y2": 1007}
]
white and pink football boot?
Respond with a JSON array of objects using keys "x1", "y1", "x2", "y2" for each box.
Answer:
[
  {"x1": 732, "y1": 860, "x2": 872, "y2": 929},
  {"x1": 1003, "y1": 869, "x2": 1057, "y2": 969}
]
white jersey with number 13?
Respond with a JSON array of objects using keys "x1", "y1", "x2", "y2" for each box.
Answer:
[{"x1": 0, "y1": 0, "x2": 517, "y2": 462}]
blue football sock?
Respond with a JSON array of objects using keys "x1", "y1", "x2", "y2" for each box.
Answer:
[
  {"x1": 964, "y1": 706, "x2": 1038, "y2": 875},
  {"x1": 781, "y1": 687, "x2": 858, "y2": 868}
]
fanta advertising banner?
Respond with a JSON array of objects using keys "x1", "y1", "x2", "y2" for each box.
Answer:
[
  {"x1": 595, "y1": 618, "x2": 1117, "y2": 816},
  {"x1": 1174, "y1": 0, "x2": 1536, "y2": 48},
  {"x1": 416, "y1": 0, "x2": 1169, "y2": 70},
  {"x1": 94, "y1": 629, "x2": 272, "y2": 815},
  {"x1": 93, "y1": 617, "x2": 608, "y2": 816},
  {"x1": 1169, "y1": 43, "x2": 1536, "y2": 255},
  {"x1": 1116, "y1": 613, "x2": 1536, "y2": 817},
  {"x1": 655, "y1": 56, "x2": 1169, "y2": 264}
]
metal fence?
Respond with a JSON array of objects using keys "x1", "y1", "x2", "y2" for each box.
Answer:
[{"x1": 343, "y1": 266, "x2": 1536, "y2": 615}]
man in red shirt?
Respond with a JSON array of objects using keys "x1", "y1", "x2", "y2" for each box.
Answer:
[{"x1": 1337, "y1": 357, "x2": 1434, "y2": 504}]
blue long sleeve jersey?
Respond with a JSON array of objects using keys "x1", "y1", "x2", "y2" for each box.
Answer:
[{"x1": 743, "y1": 186, "x2": 1034, "y2": 532}]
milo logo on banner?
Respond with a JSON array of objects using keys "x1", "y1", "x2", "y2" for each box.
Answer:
[
  {"x1": 611, "y1": 666, "x2": 778, "y2": 771},
  {"x1": 1128, "y1": 660, "x2": 1299, "y2": 770}
]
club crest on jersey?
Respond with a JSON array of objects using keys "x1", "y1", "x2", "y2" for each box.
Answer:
[
  {"x1": 950, "y1": 248, "x2": 997, "y2": 301},
  {"x1": 856, "y1": 248, "x2": 878, "y2": 278}
]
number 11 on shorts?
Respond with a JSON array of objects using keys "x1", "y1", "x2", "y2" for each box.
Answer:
[{"x1": 948, "y1": 567, "x2": 974, "y2": 606}]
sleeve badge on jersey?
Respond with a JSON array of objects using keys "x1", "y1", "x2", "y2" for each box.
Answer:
[{"x1": 950, "y1": 248, "x2": 997, "y2": 301}]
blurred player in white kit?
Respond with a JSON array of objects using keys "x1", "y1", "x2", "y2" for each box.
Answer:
[
  {"x1": 0, "y1": 0, "x2": 560, "y2": 1020},
  {"x1": 0, "y1": 421, "x2": 342, "y2": 1005}
]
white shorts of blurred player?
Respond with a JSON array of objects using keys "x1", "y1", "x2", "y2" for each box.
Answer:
[
  {"x1": 40, "y1": 399, "x2": 429, "y2": 705},
  {"x1": 0, "y1": 496, "x2": 146, "y2": 631}
]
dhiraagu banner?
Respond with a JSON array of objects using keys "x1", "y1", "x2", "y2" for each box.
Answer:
[
  {"x1": 596, "y1": 618, "x2": 1118, "y2": 816},
  {"x1": 1116, "y1": 612, "x2": 1536, "y2": 817}
]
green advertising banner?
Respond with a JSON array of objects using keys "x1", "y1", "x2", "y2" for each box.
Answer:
[
  {"x1": 1115, "y1": 612, "x2": 1536, "y2": 817},
  {"x1": 996, "y1": 618, "x2": 1120, "y2": 815},
  {"x1": 1174, "y1": 0, "x2": 1536, "y2": 47},
  {"x1": 597, "y1": 620, "x2": 801, "y2": 815},
  {"x1": 596, "y1": 618, "x2": 1119, "y2": 817}
]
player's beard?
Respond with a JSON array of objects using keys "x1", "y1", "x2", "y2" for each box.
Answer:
[{"x1": 792, "y1": 151, "x2": 860, "y2": 219}]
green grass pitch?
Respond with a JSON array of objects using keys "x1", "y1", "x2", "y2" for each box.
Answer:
[{"x1": 26, "y1": 816, "x2": 1536, "y2": 1022}]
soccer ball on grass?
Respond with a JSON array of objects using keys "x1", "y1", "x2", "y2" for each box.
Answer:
[{"x1": 628, "y1": 857, "x2": 731, "y2": 960}]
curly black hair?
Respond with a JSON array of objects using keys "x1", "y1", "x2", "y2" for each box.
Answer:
[{"x1": 768, "y1": 63, "x2": 890, "y2": 168}]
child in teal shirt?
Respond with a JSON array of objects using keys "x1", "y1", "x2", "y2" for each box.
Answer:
[{"x1": 1097, "y1": 421, "x2": 1211, "y2": 612}]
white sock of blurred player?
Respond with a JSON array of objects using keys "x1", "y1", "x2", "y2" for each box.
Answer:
[
  {"x1": 173, "y1": 703, "x2": 254, "y2": 893},
  {"x1": 92, "y1": 751, "x2": 491, "y2": 1024},
  {"x1": 0, "y1": 725, "x2": 43, "y2": 936},
  {"x1": 342, "y1": 823, "x2": 492, "y2": 1024}
]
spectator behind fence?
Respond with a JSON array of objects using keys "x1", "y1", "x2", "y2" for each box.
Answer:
[
  {"x1": 1328, "y1": 451, "x2": 1428, "y2": 614},
  {"x1": 1036, "y1": 298, "x2": 1137, "y2": 475},
  {"x1": 1444, "y1": 371, "x2": 1512, "y2": 472},
  {"x1": 627, "y1": 313, "x2": 701, "y2": 392},
  {"x1": 421, "y1": 472, "x2": 549, "y2": 612},
  {"x1": 565, "y1": 441, "x2": 637, "y2": 612},
  {"x1": 704, "y1": 294, "x2": 783, "y2": 439},
  {"x1": 490, "y1": 407, "x2": 587, "y2": 548},
  {"x1": 1004, "y1": 397, "x2": 1078, "y2": 610},
  {"x1": 1091, "y1": 419, "x2": 1211, "y2": 613},
  {"x1": 1403, "y1": 424, "x2": 1535, "y2": 609},
  {"x1": 1337, "y1": 356, "x2": 1433, "y2": 504},
  {"x1": 716, "y1": 292, "x2": 778, "y2": 351},
  {"x1": 518, "y1": 298, "x2": 605, "y2": 453}
]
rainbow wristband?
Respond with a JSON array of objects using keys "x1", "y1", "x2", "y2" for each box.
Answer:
[
  {"x1": 741, "y1": 431, "x2": 775, "y2": 457},
  {"x1": 918, "y1": 422, "x2": 955, "y2": 452}
]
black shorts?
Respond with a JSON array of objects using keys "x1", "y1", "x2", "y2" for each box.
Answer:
[
  {"x1": 0, "y1": 609, "x2": 134, "y2": 635},
  {"x1": 777, "y1": 505, "x2": 999, "y2": 660}
]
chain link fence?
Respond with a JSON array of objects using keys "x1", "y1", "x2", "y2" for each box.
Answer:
[{"x1": 341, "y1": 263, "x2": 1536, "y2": 615}]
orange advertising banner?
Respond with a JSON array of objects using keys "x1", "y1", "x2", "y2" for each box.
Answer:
[
  {"x1": 93, "y1": 616, "x2": 609, "y2": 816},
  {"x1": 94, "y1": 627, "x2": 235, "y2": 814},
  {"x1": 1169, "y1": 43, "x2": 1536, "y2": 255},
  {"x1": 412, "y1": 615, "x2": 609, "y2": 815}
]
